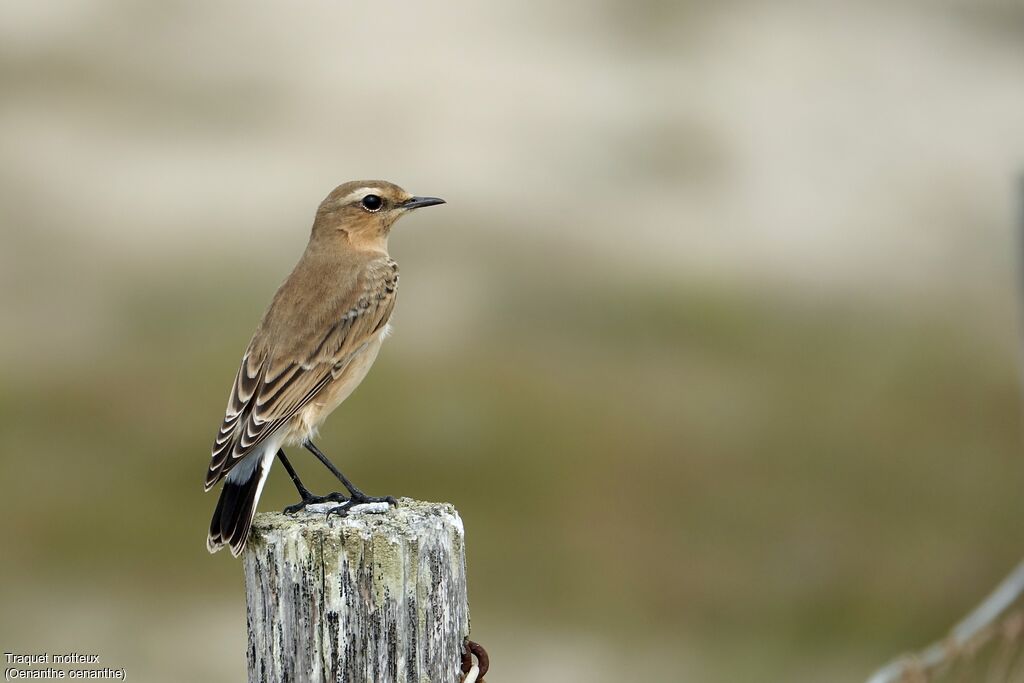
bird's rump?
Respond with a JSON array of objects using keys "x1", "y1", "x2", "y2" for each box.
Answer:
[{"x1": 204, "y1": 255, "x2": 399, "y2": 490}]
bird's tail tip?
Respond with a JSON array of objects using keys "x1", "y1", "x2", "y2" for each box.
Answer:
[{"x1": 206, "y1": 454, "x2": 268, "y2": 558}]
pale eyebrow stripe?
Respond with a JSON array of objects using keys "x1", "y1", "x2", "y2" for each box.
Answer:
[{"x1": 340, "y1": 187, "x2": 384, "y2": 204}]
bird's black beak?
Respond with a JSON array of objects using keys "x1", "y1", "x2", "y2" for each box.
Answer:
[{"x1": 402, "y1": 196, "x2": 446, "y2": 210}]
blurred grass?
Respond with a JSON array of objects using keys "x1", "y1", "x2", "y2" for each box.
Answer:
[{"x1": 1, "y1": 260, "x2": 1021, "y2": 681}]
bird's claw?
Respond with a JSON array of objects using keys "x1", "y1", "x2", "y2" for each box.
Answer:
[
  {"x1": 324, "y1": 494, "x2": 398, "y2": 519},
  {"x1": 283, "y1": 491, "x2": 348, "y2": 514}
]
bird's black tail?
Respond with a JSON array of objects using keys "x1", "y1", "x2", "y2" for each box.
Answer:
[{"x1": 207, "y1": 453, "x2": 268, "y2": 557}]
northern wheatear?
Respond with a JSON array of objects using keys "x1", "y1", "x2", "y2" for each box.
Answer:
[{"x1": 204, "y1": 180, "x2": 445, "y2": 556}]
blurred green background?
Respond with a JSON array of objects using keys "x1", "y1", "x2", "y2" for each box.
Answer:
[{"x1": 2, "y1": 1, "x2": 1024, "y2": 681}]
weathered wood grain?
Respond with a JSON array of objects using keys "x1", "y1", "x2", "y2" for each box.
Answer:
[{"x1": 243, "y1": 499, "x2": 469, "y2": 683}]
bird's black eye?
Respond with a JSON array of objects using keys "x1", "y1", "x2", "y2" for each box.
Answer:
[{"x1": 361, "y1": 194, "x2": 383, "y2": 212}]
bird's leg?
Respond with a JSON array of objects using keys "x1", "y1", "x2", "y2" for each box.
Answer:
[
  {"x1": 302, "y1": 440, "x2": 397, "y2": 517},
  {"x1": 276, "y1": 449, "x2": 348, "y2": 514}
]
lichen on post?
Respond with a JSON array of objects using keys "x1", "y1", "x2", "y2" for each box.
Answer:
[{"x1": 242, "y1": 498, "x2": 470, "y2": 683}]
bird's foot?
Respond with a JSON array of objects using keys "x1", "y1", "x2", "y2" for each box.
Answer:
[
  {"x1": 325, "y1": 493, "x2": 398, "y2": 519},
  {"x1": 283, "y1": 491, "x2": 348, "y2": 515}
]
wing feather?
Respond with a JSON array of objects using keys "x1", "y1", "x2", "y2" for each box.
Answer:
[{"x1": 204, "y1": 257, "x2": 398, "y2": 491}]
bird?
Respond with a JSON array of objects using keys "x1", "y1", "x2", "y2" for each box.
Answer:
[{"x1": 204, "y1": 180, "x2": 445, "y2": 556}]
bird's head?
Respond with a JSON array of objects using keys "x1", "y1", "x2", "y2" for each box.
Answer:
[{"x1": 312, "y1": 180, "x2": 445, "y2": 247}]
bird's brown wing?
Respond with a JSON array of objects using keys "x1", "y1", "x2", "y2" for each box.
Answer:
[{"x1": 204, "y1": 257, "x2": 398, "y2": 491}]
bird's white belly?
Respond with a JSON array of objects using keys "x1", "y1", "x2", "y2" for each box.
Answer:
[{"x1": 284, "y1": 326, "x2": 389, "y2": 444}]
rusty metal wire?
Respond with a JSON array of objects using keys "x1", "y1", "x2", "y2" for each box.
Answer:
[{"x1": 461, "y1": 639, "x2": 489, "y2": 683}]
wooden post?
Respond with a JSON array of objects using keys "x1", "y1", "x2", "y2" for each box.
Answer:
[{"x1": 242, "y1": 498, "x2": 470, "y2": 683}]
